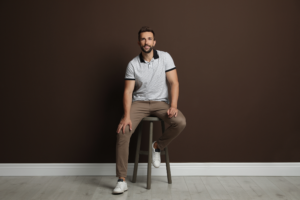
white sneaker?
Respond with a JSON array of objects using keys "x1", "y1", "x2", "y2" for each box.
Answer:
[
  {"x1": 113, "y1": 179, "x2": 128, "y2": 194},
  {"x1": 152, "y1": 141, "x2": 161, "y2": 168}
]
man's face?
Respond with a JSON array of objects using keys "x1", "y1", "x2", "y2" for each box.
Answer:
[{"x1": 138, "y1": 32, "x2": 156, "y2": 53}]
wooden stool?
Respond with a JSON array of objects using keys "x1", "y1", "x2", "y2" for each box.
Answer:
[{"x1": 132, "y1": 115, "x2": 172, "y2": 189}]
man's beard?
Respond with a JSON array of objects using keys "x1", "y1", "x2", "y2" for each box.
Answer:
[{"x1": 141, "y1": 45, "x2": 154, "y2": 53}]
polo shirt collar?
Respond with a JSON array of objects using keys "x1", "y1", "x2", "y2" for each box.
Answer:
[{"x1": 139, "y1": 48, "x2": 159, "y2": 63}]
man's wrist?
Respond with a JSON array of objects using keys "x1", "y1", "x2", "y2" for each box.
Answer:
[
  {"x1": 170, "y1": 104, "x2": 177, "y2": 109},
  {"x1": 123, "y1": 114, "x2": 130, "y2": 118}
]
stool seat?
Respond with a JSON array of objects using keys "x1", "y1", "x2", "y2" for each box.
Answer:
[
  {"x1": 132, "y1": 115, "x2": 172, "y2": 189},
  {"x1": 142, "y1": 116, "x2": 162, "y2": 121}
]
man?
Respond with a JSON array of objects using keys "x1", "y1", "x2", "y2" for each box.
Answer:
[{"x1": 113, "y1": 26, "x2": 186, "y2": 194}]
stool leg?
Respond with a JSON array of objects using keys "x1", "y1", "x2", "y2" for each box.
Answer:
[
  {"x1": 161, "y1": 121, "x2": 172, "y2": 184},
  {"x1": 165, "y1": 147, "x2": 172, "y2": 184},
  {"x1": 147, "y1": 121, "x2": 153, "y2": 189},
  {"x1": 132, "y1": 123, "x2": 143, "y2": 183}
]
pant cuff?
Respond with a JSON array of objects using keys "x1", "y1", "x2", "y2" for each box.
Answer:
[
  {"x1": 116, "y1": 174, "x2": 127, "y2": 178},
  {"x1": 157, "y1": 141, "x2": 164, "y2": 150}
]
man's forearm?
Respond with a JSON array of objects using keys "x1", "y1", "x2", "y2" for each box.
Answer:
[{"x1": 170, "y1": 83, "x2": 179, "y2": 108}]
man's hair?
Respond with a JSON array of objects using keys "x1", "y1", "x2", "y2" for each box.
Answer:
[{"x1": 138, "y1": 26, "x2": 156, "y2": 41}]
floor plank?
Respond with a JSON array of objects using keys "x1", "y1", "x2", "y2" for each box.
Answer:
[
  {"x1": 150, "y1": 176, "x2": 172, "y2": 200},
  {"x1": 30, "y1": 176, "x2": 71, "y2": 199},
  {"x1": 251, "y1": 177, "x2": 291, "y2": 200},
  {"x1": 184, "y1": 176, "x2": 213, "y2": 200},
  {"x1": 0, "y1": 176, "x2": 34, "y2": 200},
  {"x1": 6, "y1": 176, "x2": 51, "y2": 200},
  {"x1": 284, "y1": 177, "x2": 300, "y2": 190},
  {"x1": 169, "y1": 176, "x2": 192, "y2": 200},
  {"x1": 127, "y1": 175, "x2": 152, "y2": 200},
  {"x1": 234, "y1": 176, "x2": 272, "y2": 200},
  {"x1": 218, "y1": 176, "x2": 252, "y2": 200},
  {"x1": 201, "y1": 176, "x2": 232, "y2": 199},
  {"x1": 268, "y1": 176, "x2": 300, "y2": 200}
]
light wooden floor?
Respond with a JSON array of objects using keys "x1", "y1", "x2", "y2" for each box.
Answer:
[{"x1": 1, "y1": 176, "x2": 300, "y2": 200}]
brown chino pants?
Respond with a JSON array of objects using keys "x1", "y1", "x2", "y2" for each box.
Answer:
[{"x1": 116, "y1": 100, "x2": 187, "y2": 178}]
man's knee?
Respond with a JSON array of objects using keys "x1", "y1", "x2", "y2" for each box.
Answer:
[
  {"x1": 170, "y1": 115, "x2": 186, "y2": 130},
  {"x1": 116, "y1": 125, "x2": 134, "y2": 143},
  {"x1": 181, "y1": 118, "x2": 186, "y2": 127},
  {"x1": 178, "y1": 117, "x2": 186, "y2": 129},
  {"x1": 176, "y1": 113, "x2": 186, "y2": 130}
]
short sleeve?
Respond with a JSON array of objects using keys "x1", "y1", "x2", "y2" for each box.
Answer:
[
  {"x1": 124, "y1": 62, "x2": 135, "y2": 80},
  {"x1": 165, "y1": 52, "x2": 176, "y2": 72}
]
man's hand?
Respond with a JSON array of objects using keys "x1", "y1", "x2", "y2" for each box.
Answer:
[
  {"x1": 167, "y1": 106, "x2": 178, "y2": 118},
  {"x1": 116, "y1": 117, "x2": 132, "y2": 134}
]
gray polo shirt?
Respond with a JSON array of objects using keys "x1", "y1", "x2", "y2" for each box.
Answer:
[{"x1": 124, "y1": 49, "x2": 176, "y2": 104}]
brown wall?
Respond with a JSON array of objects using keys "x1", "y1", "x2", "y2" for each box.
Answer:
[{"x1": 1, "y1": 1, "x2": 299, "y2": 163}]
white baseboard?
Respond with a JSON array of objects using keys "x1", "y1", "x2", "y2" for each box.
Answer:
[{"x1": 0, "y1": 163, "x2": 299, "y2": 176}]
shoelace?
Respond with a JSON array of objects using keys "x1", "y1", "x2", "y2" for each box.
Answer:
[
  {"x1": 153, "y1": 152, "x2": 161, "y2": 160},
  {"x1": 116, "y1": 182, "x2": 125, "y2": 189}
]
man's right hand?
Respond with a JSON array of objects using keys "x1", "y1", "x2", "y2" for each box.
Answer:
[{"x1": 116, "y1": 117, "x2": 132, "y2": 134}]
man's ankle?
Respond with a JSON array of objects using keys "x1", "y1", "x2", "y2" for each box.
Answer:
[
  {"x1": 119, "y1": 177, "x2": 125, "y2": 181},
  {"x1": 154, "y1": 141, "x2": 159, "y2": 149}
]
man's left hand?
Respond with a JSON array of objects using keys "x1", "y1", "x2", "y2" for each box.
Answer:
[{"x1": 167, "y1": 107, "x2": 178, "y2": 118}]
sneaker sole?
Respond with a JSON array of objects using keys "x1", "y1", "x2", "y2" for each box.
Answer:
[{"x1": 113, "y1": 189, "x2": 128, "y2": 194}]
